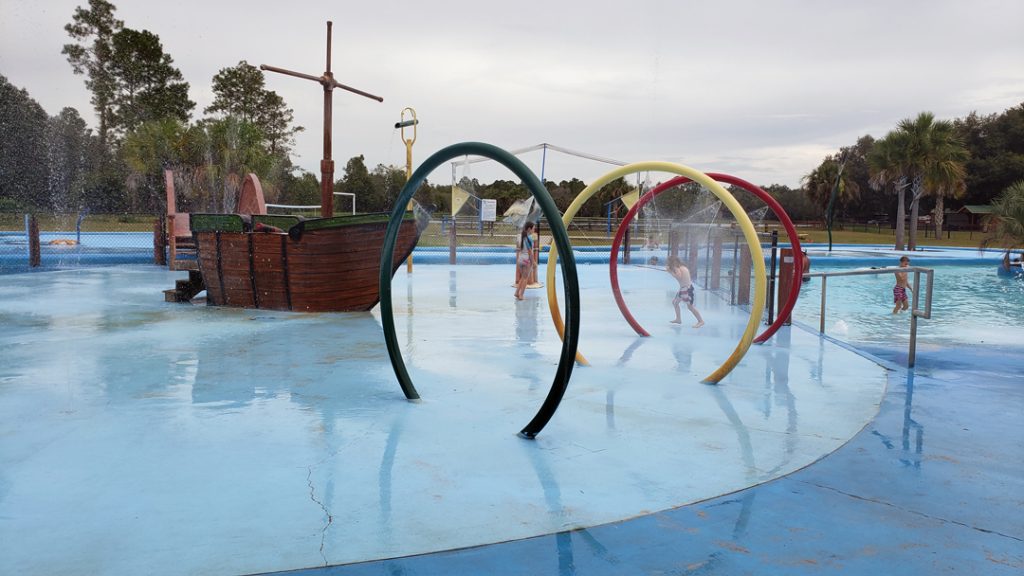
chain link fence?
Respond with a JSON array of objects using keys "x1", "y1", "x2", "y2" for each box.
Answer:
[
  {"x1": 2, "y1": 209, "x2": 774, "y2": 313},
  {"x1": 0, "y1": 212, "x2": 160, "y2": 274}
]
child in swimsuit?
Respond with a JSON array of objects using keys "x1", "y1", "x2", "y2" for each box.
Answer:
[
  {"x1": 667, "y1": 255, "x2": 704, "y2": 328},
  {"x1": 514, "y1": 222, "x2": 535, "y2": 300},
  {"x1": 893, "y1": 256, "x2": 911, "y2": 314}
]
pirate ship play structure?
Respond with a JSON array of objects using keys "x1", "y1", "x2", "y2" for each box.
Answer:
[{"x1": 165, "y1": 21, "x2": 422, "y2": 312}]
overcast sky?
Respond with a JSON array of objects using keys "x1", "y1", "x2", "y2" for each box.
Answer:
[{"x1": 3, "y1": 0, "x2": 1023, "y2": 189}]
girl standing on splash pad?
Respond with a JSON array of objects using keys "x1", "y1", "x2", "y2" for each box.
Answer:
[{"x1": 515, "y1": 222, "x2": 536, "y2": 300}]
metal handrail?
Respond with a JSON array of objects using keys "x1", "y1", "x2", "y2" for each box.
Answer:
[{"x1": 803, "y1": 266, "x2": 934, "y2": 367}]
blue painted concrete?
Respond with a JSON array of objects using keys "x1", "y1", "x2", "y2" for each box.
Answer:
[
  {"x1": 275, "y1": 346, "x2": 1024, "y2": 576},
  {"x1": 0, "y1": 258, "x2": 1020, "y2": 575}
]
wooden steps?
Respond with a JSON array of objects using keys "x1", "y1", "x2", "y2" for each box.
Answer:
[
  {"x1": 164, "y1": 270, "x2": 205, "y2": 303},
  {"x1": 168, "y1": 235, "x2": 198, "y2": 271}
]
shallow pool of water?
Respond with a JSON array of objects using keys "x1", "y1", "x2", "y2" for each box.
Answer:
[{"x1": 792, "y1": 262, "x2": 1024, "y2": 347}]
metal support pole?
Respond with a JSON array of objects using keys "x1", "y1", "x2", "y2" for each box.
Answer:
[
  {"x1": 449, "y1": 217, "x2": 457, "y2": 265},
  {"x1": 623, "y1": 224, "x2": 631, "y2": 265},
  {"x1": 711, "y1": 235, "x2": 722, "y2": 290},
  {"x1": 76, "y1": 210, "x2": 86, "y2": 244},
  {"x1": 702, "y1": 226, "x2": 713, "y2": 290},
  {"x1": 730, "y1": 236, "x2": 738, "y2": 305},
  {"x1": 398, "y1": 107, "x2": 418, "y2": 273},
  {"x1": 766, "y1": 230, "x2": 778, "y2": 324},
  {"x1": 531, "y1": 219, "x2": 541, "y2": 285}
]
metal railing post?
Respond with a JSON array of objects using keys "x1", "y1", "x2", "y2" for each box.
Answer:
[
  {"x1": 805, "y1": 266, "x2": 933, "y2": 368},
  {"x1": 819, "y1": 276, "x2": 827, "y2": 334},
  {"x1": 909, "y1": 271, "x2": 920, "y2": 366},
  {"x1": 766, "y1": 230, "x2": 778, "y2": 325}
]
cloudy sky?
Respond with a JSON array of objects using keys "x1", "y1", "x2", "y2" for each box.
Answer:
[{"x1": 3, "y1": 0, "x2": 1023, "y2": 189}]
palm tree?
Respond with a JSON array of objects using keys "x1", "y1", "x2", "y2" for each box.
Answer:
[
  {"x1": 888, "y1": 112, "x2": 968, "y2": 250},
  {"x1": 895, "y1": 114, "x2": 930, "y2": 250},
  {"x1": 981, "y1": 180, "x2": 1024, "y2": 252},
  {"x1": 802, "y1": 155, "x2": 860, "y2": 223},
  {"x1": 202, "y1": 116, "x2": 275, "y2": 212},
  {"x1": 868, "y1": 132, "x2": 912, "y2": 250},
  {"x1": 923, "y1": 120, "x2": 969, "y2": 239},
  {"x1": 121, "y1": 117, "x2": 192, "y2": 213},
  {"x1": 122, "y1": 115, "x2": 283, "y2": 214}
]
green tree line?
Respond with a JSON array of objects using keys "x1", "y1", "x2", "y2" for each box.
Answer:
[
  {"x1": 2, "y1": 1, "x2": 1022, "y2": 235},
  {"x1": 801, "y1": 105, "x2": 1024, "y2": 250}
]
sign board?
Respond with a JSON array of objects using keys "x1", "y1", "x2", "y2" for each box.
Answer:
[{"x1": 481, "y1": 198, "x2": 497, "y2": 222}]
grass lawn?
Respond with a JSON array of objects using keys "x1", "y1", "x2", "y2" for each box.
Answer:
[
  {"x1": 420, "y1": 222, "x2": 992, "y2": 249},
  {"x1": 1, "y1": 212, "x2": 996, "y2": 250},
  {"x1": 0, "y1": 213, "x2": 159, "y2": 233},
  {"x1": 783, "y1": 227, "x2": 989, "y2": 249}
]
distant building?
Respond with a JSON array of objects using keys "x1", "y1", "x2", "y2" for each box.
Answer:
[{"x1": 956, "y1": 204, "x2": 995, "y2": 231}]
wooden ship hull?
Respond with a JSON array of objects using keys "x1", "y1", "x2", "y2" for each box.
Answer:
[{"x1": 190, "y1": 212, "x2": 420, "y2": 312}]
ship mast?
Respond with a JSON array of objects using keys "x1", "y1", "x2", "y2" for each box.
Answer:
[{"x1": 261, "y1": 21, "x2": 383, "y2": 218}]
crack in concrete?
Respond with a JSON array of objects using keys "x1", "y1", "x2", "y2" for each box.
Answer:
[
  {"x1": 803, "y1": 480, "x2": 1023, "y2": 542},
  {"x1": 307, "y1": 466, "x2": 333, "y2": 566}
]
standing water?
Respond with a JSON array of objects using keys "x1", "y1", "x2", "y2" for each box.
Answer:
[{"x1": 793, "y1": 262, "x2": 1024, "y2": 347}]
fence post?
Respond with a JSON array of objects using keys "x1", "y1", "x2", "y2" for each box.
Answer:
[
  {"x1": 26, "y1": 214, "x2": 41, "y2": 267},
  {"x1": 153, "y1": 218, "x2": 167, "y2": 265},
  {"x1": 23, "y1": 214, "x2": 30, "y2": 262},
  {"x1": 167, "y1": 214, "x2": 178, "y2": 271}
]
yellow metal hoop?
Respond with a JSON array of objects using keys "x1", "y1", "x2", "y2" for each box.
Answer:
[{"x1": 545, "y1": 161, "x2": 766, "y2": 383}]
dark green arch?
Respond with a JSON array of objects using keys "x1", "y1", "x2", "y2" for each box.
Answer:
[{"x1": 379, "y1": 142, "x2": 581, "y2": 438}]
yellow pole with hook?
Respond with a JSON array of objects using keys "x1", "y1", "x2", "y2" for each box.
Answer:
[{"x1": 397, "y1": 107, "x2": 419, "y2": 272}]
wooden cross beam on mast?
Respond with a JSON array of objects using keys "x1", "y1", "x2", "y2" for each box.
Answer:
[{"x1": 260, "y1": 21, "x2": 383, "y2": 218}]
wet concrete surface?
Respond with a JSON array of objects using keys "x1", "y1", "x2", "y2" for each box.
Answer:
[{"x1": 0, "y1": 264, "x2": 1017, "y2": 575}]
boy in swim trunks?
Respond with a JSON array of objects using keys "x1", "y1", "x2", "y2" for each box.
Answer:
[
  {"x1": 893, "y1": 256, "x2": 912, "y2": 314},
  {"x1": 667, "y1": 255, "x2": 704, "y2": 328}
]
